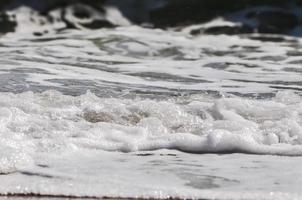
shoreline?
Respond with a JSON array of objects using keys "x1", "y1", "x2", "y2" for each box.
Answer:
[{"x1": 0, "y1": 194, "x2": 185, "y2": 200}]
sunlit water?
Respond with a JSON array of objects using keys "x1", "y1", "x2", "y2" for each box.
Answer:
[{"x1": 1, "y1": 8, "x2": 302, "y2": 200}]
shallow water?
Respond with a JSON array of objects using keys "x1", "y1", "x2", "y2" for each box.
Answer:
[{"x1": 1, "y1": 9, "x2": 302, "y2": 199}]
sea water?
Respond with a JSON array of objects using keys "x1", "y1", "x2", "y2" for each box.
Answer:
[{"x1": 1, "y1": 7, "x2": 302, "y2": 200}]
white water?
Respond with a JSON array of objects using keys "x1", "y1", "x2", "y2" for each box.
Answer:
[{"x1": 1, "y1": 7, "x2": 302, "y2": 200}]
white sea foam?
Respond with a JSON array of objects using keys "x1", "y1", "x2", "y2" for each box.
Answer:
[{"x1": 0, "y1": 90, "x2": 301, "y2": 161}]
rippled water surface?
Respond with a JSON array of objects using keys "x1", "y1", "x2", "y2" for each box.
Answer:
[{"x1": 1, "y1": 21, "x2": 302, "y2": 199}]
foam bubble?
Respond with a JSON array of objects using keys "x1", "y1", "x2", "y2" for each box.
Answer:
[{"x1": 0, "y1": 140, "x2": 33, "y2": 174}]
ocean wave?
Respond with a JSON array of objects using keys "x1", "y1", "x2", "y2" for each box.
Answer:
[{"x1": 0, "y1": 90, "x2": 301, "y2": 168}]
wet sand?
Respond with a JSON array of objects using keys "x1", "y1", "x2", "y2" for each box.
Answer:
[{"x1": 0, "y1": 195, "x2": 183, "y2": 200}]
